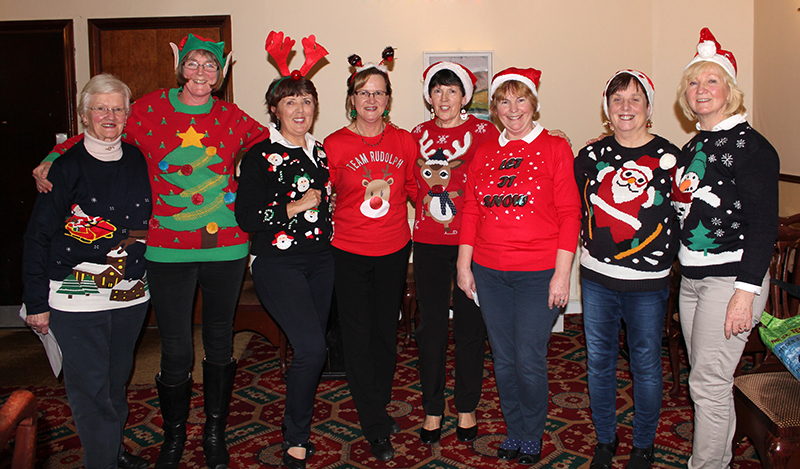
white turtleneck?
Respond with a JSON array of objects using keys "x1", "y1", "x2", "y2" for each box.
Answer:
[{"x1": 83, "y1": 132, "x2": 123, "y2": 162}]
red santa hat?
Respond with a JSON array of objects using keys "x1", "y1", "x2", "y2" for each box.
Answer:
[
  {"x1": 602, "y1": 69, "x2": 655, "y2": 119},
  {"x1": 422, "y1": 61, "x2": 478, "y2": 104},
  {"x1": 685, "y1": 27, "x2": 737, "y2": 84},
  {"x1": 490, "y1": 67, "x2": 542, "y2": 112},
  {"x1": 624, "y1": 153, "x2": 676, "y2": 180}
]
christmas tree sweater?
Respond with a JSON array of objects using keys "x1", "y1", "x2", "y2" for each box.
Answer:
[
  {"x1": 324, "y1": 124, "x2": 418, "y2": 256},
  {"x1": 574, "y1": 135, "x2": 680, "y2": 292},
  {"x1": 460, "y1": 124, "x2": 581, "y2": 272},
  {"x1": 672, "y1": 116, "x2": 779, "y2": 289},
  {"x1": 236, "y1": 125, "x2": 332, "y2": 257},
  {"x1": 45, "y1": 88, "x2": 268, "y2": 263},
  {"x1": 410, "y1": 115, "x2": 500, "y2": 245},
  {"x1": 23, "y1": 141, "x2": 152, "y2": 315}
]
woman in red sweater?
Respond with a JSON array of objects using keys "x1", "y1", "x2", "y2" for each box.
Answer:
[
  {"x1": 323, "y1": 48, "x2": 417, "y2": 462},
  {"x1": 456, "y1": 67, "x2": 581, "y2": 465}
]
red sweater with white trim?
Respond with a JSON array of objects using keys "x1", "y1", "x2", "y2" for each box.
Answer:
[
  {"x1": 324, "y1": 124, "x2": 418, "y2": 256},
  {"x1": 460, "y1": 126, "x2": 581, "y2": 271}
]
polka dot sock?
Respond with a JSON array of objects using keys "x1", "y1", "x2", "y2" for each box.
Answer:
[
  {"x1": 499, "y1": 438, "x2": 521, "y2": 450},
  {"x1": 520, "y1": 439, "x2": 541, "y2": 455}
]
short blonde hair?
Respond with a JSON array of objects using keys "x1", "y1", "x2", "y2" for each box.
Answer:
[
  {"x1": 677, "y1": 61, "x2": 745, "y2": 121},
  {"x1": 78, "y1": 73, "x2": 132, "y2": 118},
  {"x1": 489, "y1": 80, "x2": 539, "y2": 117},
  {"x1": 175, "y1": 49, "x2": 225, "y2": 93}
]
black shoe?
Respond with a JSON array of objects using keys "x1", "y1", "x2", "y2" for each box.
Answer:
[
  {"x1": 202, "y1": 359, "x2": 237, "y2": 469},
  {"x1": 369, "y1": 437, "x2": 394, "y2": 461},
  {"x1": 280, "y1": 440, "x2": 316, "y2": 457},
  {"x1": 626, "y1": 444, "x2": 655, "y2": 469},
  {"x1": 497, "y1": 447, "x2": 520, "y2": 460},
  {"x1": 118, "y1": 450, "x2": 149, "y2": 469},
  {"x1": 590, "y1": 434, "x2": 620, "y2": 469},
  {"x1": 155, "y1": 374, "x2": 193, "y2": 469},
  {"x1": 518, "y1": 452, "x2": 541, "y2": 465},
  {"x1": 281, "y1": 446, "x2": 308, "y2": 469},
  {"x1": 389, "y1": 419, "x2": 402, "y2": 435},
  {"x1": 456, "y1": 424, "x2": 478, "y2": 442},
  {"x1": 420, "y1": 426, "x2": 441, "y2": 444}
]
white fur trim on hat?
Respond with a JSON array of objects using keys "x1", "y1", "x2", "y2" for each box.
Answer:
[
  {"x1": 490, "y1": 69, "x2": 541, "y2": 113},
  {"x1": 602, "y1": 69, "x2": 655, "y2": 119},
  {"x1": 422, "y1": 62, "x2": 475, "y2": 104}
]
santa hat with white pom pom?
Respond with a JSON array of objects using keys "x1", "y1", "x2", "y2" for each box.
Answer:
[{"x1": 685, "y1": 27, "x2": 737, "y2": 84}]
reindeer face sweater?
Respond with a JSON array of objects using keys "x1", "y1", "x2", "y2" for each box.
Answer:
[
  {"x1": 574, "y1": 135, "x2": 680, "y2": 292},
  {"x1": 24, "y1": 141, "x2": 152, "y2": 314},
  {"x1": 672, "y1": 116, "x2": 779, "y2": 289},
  {"x1": 45, "y1": 88, "x2": 268, "y2": 263},
  {"x1": 324, "y1": 124, "x2": 418, "y2": 256},
  {"x1": 460, "y1": 124, "x2": 581, "y2": 271},
  {"x1": 410, "y1": 116, "x2": 500, "y2": 245}
]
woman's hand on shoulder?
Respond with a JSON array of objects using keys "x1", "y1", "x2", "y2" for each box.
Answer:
[
  {"x1": 585, "y1": 133, "x2": 610, "y2": 147},
  {"x1": 548, "y1": 129, "x2": 571, "y2": 148},
  {"x1": 33, "y1": 161, "x2": 53, "y2": 193}
]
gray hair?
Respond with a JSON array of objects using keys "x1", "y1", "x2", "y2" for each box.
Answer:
[{"x1": 78, "y1": 73, "x2": 133, "y2": 117}]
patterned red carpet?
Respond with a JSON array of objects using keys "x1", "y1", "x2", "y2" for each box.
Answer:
[{"x1": 1, "y1": 314, "x2": 762, "y2": 468}]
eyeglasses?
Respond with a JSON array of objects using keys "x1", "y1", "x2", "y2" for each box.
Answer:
[
  {"x1": 183, "y1": 61, "x2": 219, "y2": 72},
  {"x1": 89, "y1": 106, "x2": 126, "y2": 115},
  {"x1": 355, "y1": 90, "x2": 389, "y2": 99}
]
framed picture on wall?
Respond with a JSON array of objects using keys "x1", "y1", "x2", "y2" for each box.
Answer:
[{"x1": 423, "y1": 51, "x2": 493, "y2": 122}]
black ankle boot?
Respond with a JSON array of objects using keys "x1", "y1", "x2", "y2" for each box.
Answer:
[
  {"x1": 155, "y1": 374, "x2": 192, "y2": 469},
  {"x1": 202, "y1": 358, "x2": 237, "y2": 469}
]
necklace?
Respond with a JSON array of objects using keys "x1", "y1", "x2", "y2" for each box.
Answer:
[{"x1": 354, "y1": 122, "x2": 386, "y2": 147}]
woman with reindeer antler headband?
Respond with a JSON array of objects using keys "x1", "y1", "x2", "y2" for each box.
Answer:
[
  {"x1": 32, "y1": 33, "x2": 270, "y2": 469},
  {"x1": 235, "y1": 31, "x2": 331, "y2": 469},
  {"x1": 322, "y1": 46, "x2": 418, "y2": 462}
]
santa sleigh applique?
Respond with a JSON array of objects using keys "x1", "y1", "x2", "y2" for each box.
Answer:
[{"x1": 64, "y1": 204, "x2": 117, "y2": 244}]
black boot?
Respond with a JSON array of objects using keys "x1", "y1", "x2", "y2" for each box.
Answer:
[
  {"x1": 202, "y1": 358, "x2": 237, "y2": 469},
  {"x1": 154, "y1": 373, "x2": 193, "y2": 469}
]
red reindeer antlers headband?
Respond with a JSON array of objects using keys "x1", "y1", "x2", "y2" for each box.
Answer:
[{"x1": 265, "y1": 30, "x2": 328, "y2": 80}]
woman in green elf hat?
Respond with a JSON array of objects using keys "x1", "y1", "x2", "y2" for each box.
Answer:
[{"x1": 33, "y1": 33, "x2": 269, "y2": 469}]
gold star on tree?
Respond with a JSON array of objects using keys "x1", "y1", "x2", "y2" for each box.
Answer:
[{"x1": 178, "y1": 126, "x2": 205, "y2": 148}]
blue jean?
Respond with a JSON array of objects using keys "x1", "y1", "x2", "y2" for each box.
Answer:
[
  {"x1": 50, "y1": 302, "x2": 148, "y2": 469},
  {"x1": 581, "y1": 278, "x2": 668, "y2": 448},
  {"x1": 472, "y1": 262, "x2": 559, "y2": 442}
]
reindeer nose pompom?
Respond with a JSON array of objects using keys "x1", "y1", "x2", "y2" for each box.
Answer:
[{"x1": 370, "y1": 197, "x2": 383, "y2": 210}]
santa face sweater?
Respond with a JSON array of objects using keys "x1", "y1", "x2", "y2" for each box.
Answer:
[
  {"x1": 46, "y1": 88, "x2": 268, "y2": 263},
  {"x1": 672, "y1": 117, "x2": 779, "y2": 287},
  {"x1": 23, "y1": 141, "x2": 152, "y2": 314},
  {"x1": 460, "y1": 124, "x2": 581, "y2": 271},
  {"x1": 323, "y1": 124, "x2": 418, "y2": 256},
  {"x1": 574, "y1": 135, "x2": 680, "y2": 292},
  {"x1": 410, "y1": 115, "x2": 500, "y2": 245},
  {"x1": 235, "y1": 126, "x2": 332, "y2": 256}
]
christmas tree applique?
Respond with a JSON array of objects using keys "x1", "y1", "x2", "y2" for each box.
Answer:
[
  {"x1": 687, "y1": 221, "x2": 720, "y2": 255},
  {"x1": 155, "y1": 126, "x2": 237, "y2": 249},
  {"x1": 56, "y1": 274, "x2": 91, "y2": 299}
]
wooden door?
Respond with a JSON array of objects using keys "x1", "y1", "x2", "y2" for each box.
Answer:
[
  {"x1": 88, "y1": 16, "x2": 232, "y2": 102},
  {"x1": 0, "y1": 20, "x2": 76, "y2": 310}
]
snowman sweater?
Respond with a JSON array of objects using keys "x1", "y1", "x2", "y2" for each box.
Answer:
[
  {"x1": 410, "y1": 116, "x2": 500, "y2": 245},
  {"x1": 45, "y1": 88, "x2": 267, "y2": 263},
  {"x1": 24, "y1": 141, "x2": 152, "y2": 314},
  {"x1": 574, "y1": 135, "x2": 680, "y2": 292},
  {"x1": 324, "y1": 124, "x2": 418, "y2": 256},
  {"x1": 672, "y1": 117, "x2": 779, "y2": 288},
  {"x1": 460, "y1": 124, "x2": 581, "y2": 271},
  {"x1": 236, "y1": 126, "x2": 332, "y2": 257}
]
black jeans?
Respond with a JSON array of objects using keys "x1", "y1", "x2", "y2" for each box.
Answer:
[
  {"x1": 148, "y1": 258, "x2": 247, "y2": 385},
  {"x1": 332, "y1": 241, "x2": 411, "y2": 442},
  {"x1": 413, "y1": 242, "x2": 486, "y2": 417},
  {"x1": 251, "y1": 250, "x2": 334, "y2": 445}
]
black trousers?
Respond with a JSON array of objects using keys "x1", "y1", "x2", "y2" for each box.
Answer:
[
  {"x1": 332, "y1": 242, "x2": 411, "y2": 442},
  {"x1": 148, "y1": 258, "x2": 247, "y2": 385},
  {"x1": 413, "y1": 242, "x2": 486, "y2": 417},
  {"x1": 251, "y1": 250, "x2": 334, "y2": 445}
]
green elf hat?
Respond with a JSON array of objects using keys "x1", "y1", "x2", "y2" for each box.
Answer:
[{"x1": 170, "y1": 33, "x2": 234, "y2": 78}]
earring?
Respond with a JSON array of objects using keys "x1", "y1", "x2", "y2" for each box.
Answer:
[
  {"x1": 275, "y1": 119, "x2": 281, "y2": 131},
  {"x1": 646, "y1": 119, "x2": 653, "y2": 129},
  {"x1": 603, "y1": 120, "x2": 614, "y2": 132},
  {"x1": 350, "y1": 108, "x2": 357, "y2": 119},
  {"x1": 430, "y1": 109, "x2": 435, "y2": 120},
  {"x1": 383, "y1": 109, "x2": 389, "y2": 118},
  {"x1": 460, "y1": 108, "x2": 468, "y2": 121}
]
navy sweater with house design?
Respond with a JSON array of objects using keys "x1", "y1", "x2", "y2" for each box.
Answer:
[
  {"x1": 22, "y1": 141, "x2": 152, "y2": 314},
  {"x1": 672, "y1": 118, "x2": 779, "y2": 287}
]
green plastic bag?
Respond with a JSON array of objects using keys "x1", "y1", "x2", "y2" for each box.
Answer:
[{"x1": 759, "y1": 311, "x2": 800, "y2": 381}]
